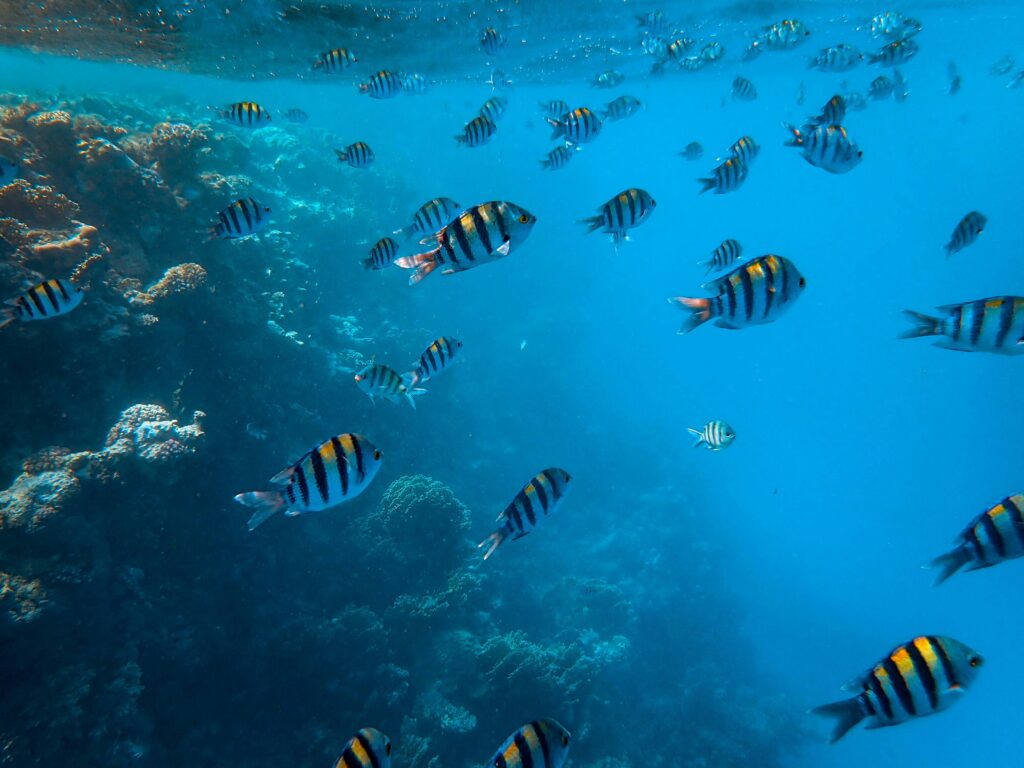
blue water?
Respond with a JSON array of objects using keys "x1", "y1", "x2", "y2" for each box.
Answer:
[{"x1": 1, "y1": 2, "x2": 1023, "y2": 766}]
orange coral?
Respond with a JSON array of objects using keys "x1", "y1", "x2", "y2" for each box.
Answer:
[{"x1": 129, "y1": 262, "x2": 207, "y2": 306}]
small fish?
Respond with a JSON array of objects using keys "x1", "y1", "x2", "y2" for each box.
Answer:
[
  {"x1": 637, "y1": 10, "x2": 669, "y2": 34},
  {"x1": 808, "y1": 94, "x2": 846, "y2": 126},
  {"x1": 669, "y1": 254, "x2": 806, "y2": 333},
  {"x1": 539, "y1": 99, "x2": 570, "y2": 119},
  {"x1": 208, "y1": 197, "x2": 271, "y2": 240},
  {"x1": 731, "y1": 76, "x2": 758, "y2": 101},
  {"x1": 402, "y1": 73, "x2": 429, "y2": 94},
  {"x1": 1007, "y1": 71, "x2": 1024, "y2": 90},
  {"x1": 485, "y1": 720, "x2": 571, "y2": 768},
  {"x1": 396, "y1": 197, "x2": 463, "y2": 240},
  {"x1": 688, "y1": 420, "x2": 735, "y2": 450},
  {"x1": 541, "y1": 145, "x2": 577, "y2": 171},
  {"x1": 480, "y1": 96, "x2": 508, "y2": 122},
  {"x1": 217, "y1": 102, "x2": 272, "y2": 127},
  {"x1": 358, "y1": 70, "x2": 402, "y2": 99},
  {"x1": 245, "y1": 422, "x2": 268, "y2": 441},
  {"x1": 808, "y1": 43, "x2": 861, "y2": 72},
  {"x1": 700, "y1": 239, "x2": 743, "y2": 275},
  {"x1": 698, "y1": 157, "x2": 749, "y2": 194},
  {"x1": 314, "y1": 48, "x2": 357, "y2": 72},
  {"x1": 594, "y1": 70, "x2": 625, "y2": 88},
  {"x1": 812, "y1": 636, "x2": 982, "y2": 743},
  {"x1": 783, "y1": 123, "x2": 862, "y2": 174},
  {"x1": 478, "y1": 470, "x2": 572, "y2": 560},
  {"x1": 601, "y1": 95, "x2": 642, "y2": 121},
  {"x1": 746, "y1": 19, "x2": 811, "y2": 58},
  {"x1": 0, "y1": 157, "x2": 20, "y2": 185},
  {"x1": 456, "y1": 115, "x2": 497, "y2": 147},
  {"x1": 354, "y1": 363, "x2": 426, "y2": 408},
  {"x1": 233, "y1": 433, "x2": 383, "y2": 531},
  {"x1": 1, "y1": 278, "x2": 84, "y2": 330},
  {"x1": 283, "y1": 108, "x2": 308, "y2": 123},
  {"x1": 868, "y1": 39, "x2": 918, "y2": 66},
  {"x1": 641, "y1": 32, "x2": 668, "y2": 59},
  {"x1": 409, "y1": 336, "x2": 463, "y2": 387},
  {"x1": 901, "y1": 296, "x2": 1024, "y2": 354},
  {"x1": 929, "y1": 493, "x2": 1024, "y2": 585},
  {"x1": 580, "y1": 188, "x2": 657, "y2": 244},
  {"x1": 843, "y1": 90, "x2": 868, "y2": 111},
  {"x1": 700, "y1": 41, "x2": 725, "y2": 62},
  {"x1": 945, "y1": 211, "x2": 987, "y2": 257},
  {"x1": 947, "y1": 61, "x2": 961, "y2": 95},
  {"x1": 546, "y1": 107, "x2": 602, "y2": 145},
  {"x1": 394, "y1": 201, "x2": 537, "y2": 285},
  {"x1": 868, "y1": 11, "x2": 922, "y2": 40},
  {"x1": 869, "y1": 75, "x2": 894, "y2": 100},
  {"x1": 679, "y1": 141, "x2": 703, "y2": 161},
  {"x1": 332, "y1": 728, "x2": 391, "y2": 768},
  {"x1": 481, "y1": 27, "x2": 505, "y2": 55},
  {"x1": 363, "y1": 237, "x2": 400, "y2": 270},
  {"x1": 991, "y1": 55, "x2": 1015, "y2": 76},
  {"x1": 730, "y1": 136, "x2": 760, "y2": 165},
  {"x1": 335, "y1": 141, "x2": 374, "y2": 168}
]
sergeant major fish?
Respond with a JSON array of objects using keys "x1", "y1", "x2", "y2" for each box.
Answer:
[
  {"x1": 809, "y1": 44, "x2": 861, "y2": 72},
  {"x1": 395, "y1": 197, "x2": 463, "y2": 240},
  {"x1": 745, "y1": 19, "x2": 811, "y2": 59},
  {"x1": 314, "y1": 48, "x2": 357, "y2": 72},
  {"x1": 479, "y1": 469, "x2": 572, "y2": 560},
  {"x1": 541, "y1": 145, "x2": 577, "y2": 171},
  {"x1": 208, "y1": 198, "x2": 271, "y2": 240},
  {"x1": 233, "y1": 433, "x2": 382, "y2": 531},
  {"x1": 1, "y1": 278, "x2": 84, "y2": 329},
  {"x1": 402, "y1": 73, "x2": 429, "y2": 94},
  {"x1": 486, "y1": 720, "x2": 571, "y2": 768},
  {"x1": 456, "y1": 116, "x2": 497, "y2": 147},
  {"x1": 900, "y1": 296, "x2": 1024, "y2": 354},
  {"x1": 783, "y1": 123, "x2": 862, "y2": 174},
  {"x1": 481, "y1": 27, "x2": 505, "y2": 55},
  {"x1": 868, "y1": 39, "x2": 918, "y2": 66},
  {"x1": 579, "y1": 188, "x2": 656, "y2": 244},
  {"x1": 539, "y1": 100, "x2": 570, "y2": 119},
  {"x1": 546, "y1": 107, "x2": 602, "y2": 145},
  {"x1": 354, "y1": 363, "x2": 426, "y2": 407},
  {"x1": 945, "y1": 211, "x2": 986, "y2": 257},
  {"x1": 335, "y1": 141, "x2": 374, "y2": 168},
  {"x1": 680, "y1": 142, "x2": 704, "y2": 161},
  {"x1": 593, "y1": 70, "x2": 625, "y2": 88},
  {"x1": 929, "y1": 492, "x2": 1024, "y2": 584},
  {"x1": 359, "y1": 71, "x2": 402, "y2": 99},
  {"x1": 283, "y1": 108, "x2": 308, "y2": 124},
  {"x1": 601, "y1": 95, "x2": 642, "y2": 121},
  {"x1": 699, "y1": 157, "x2": 748, "y2": 194},
  {"x1": 729, "y1": 135, "x2": 760, "y2": 164},
  {"x1": 689, "y1": 419, "x2": 735, "y2": 450},
  {"x1": 732, "y1": 76, "x2": 758, "y2": 101},
  {"x1": 809, "y1": 94, "x2": 846, "y2": 126},
  {"x1": 408, "y1": 336, "x2": 462, "y2": 387},
  {"x1": 869, "y1": 75, "x2": 894, "y2": 100},
  {"x1": 217, "y1": 101, "x2": 271, "y2": 127},
  {"x1": 332, "y1": 728, "x2": 391, "y2": 768},
  {"x1": 868, "y1": 11, "x2": 922, "y2": 40},
  {"x1": 480, "y1": 96, "x2": 508, "y2": 122},
  {"x1": 700, "y1": 238, "x2": 743, "y2": 275},
  {"x1": 363, "y1": 237, "x2": 400, "y2": 270}
]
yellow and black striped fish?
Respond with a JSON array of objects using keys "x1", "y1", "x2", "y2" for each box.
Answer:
[
  {"x1": 729, "y1": 136, "x2": 760, "y2": 165},
  {"x1": 234, "y1": 433, "x2": 383, "y2": 531},
  {"x1": 332, "y1": 728, "x2": 391, "y2": 768},
  {"x1": 480, "y1": 96, "x2": 508, "y2": 122},
  {"x1": 808, "y1": 94, "x2": 847, "y2": 125},
  {"x1": 1, "y1": 278, "x2": 84, "y2": 329},
  {"x1": 208, "y1": 197, "x2": 271, "y2": 240},
  {"x1": 783, "y1": 123, "x2": 862, "y2": 174},
  {"x1": 480, "y1": 27, "x2": 505, "y2": 56},
  {"x1": 409, "y1": 336, "x2": 462, "y2": 387},
  {"x1": 315, "y1": 47, "x2": 358, "y2": 73},
  {"x1": 395, "y1": 197, "x2": 463, "y2": 241},
  {"x1": 901, "y1": 296, "x2": 1024, "y2": 354},
  {"x1": 812, "y1": 636, "x2": 983, "y2": 743},
  {"x1": 359, "y1": 71, "x2": 402, "y2": 99},
  {"x1": 456, "y1": 115, "x2": 497, "y2": 147},
  {"x1": 541, "y1": 145, "x2": 576, "y2": 171},
  {"x1": 700, "y1": 238, "x2": 743, "y2": 275},
  {"x1": 732, "y1": 76, "x2": 758, "y2": 101},
  {"x1": 546, "y1": 107, "x2": 602, "y2": 145},
  {"x1": 363, "y1": 237, "x2": 400, "y2": 271},
  {"x1": 487, "y1": 720, "x2": 571, "y2": 768},
  {"x1": 930, "y1": 493, "x2": 1024, "y2": 584},
  {"x1": 336, "y1": 141, "x2": 375, "y2": 168},
  {"x1": 945, "y1": 211, "x2": 986, "y2": 256},
  {"x1": 217, "y1": 101, "x2": 272, "y2": 127},
  {"x1": 669, "y1": 255, "x2": 806, "y2": 334},
  {"x1": 699, "y1": 156, "x2": 748, "y2": 194},
  {"x1": 479, "y1": 468, "x2": 572, "y2": 560},
  {"x1": 354, "y1": 363, "x2": 426, "y2": 408},
  {"x1": 579, "y1": 188, "x2": 657, "y2": 244}
]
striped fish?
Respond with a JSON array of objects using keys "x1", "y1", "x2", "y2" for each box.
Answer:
[
  {"x1": 637, "y1": 10, "x2": 669, "y2": 34},
  {"x1": 208, "y1": 198, "x2": 271, "y2": 240},
  {"x1": 579, "y1": 188, "x2": 657, "y2": 244},
  {"x1": 669, "y1": 254, "x2": 806, "y2": 334},
  {"x1": 0, "y1": 157, "x2": 20, "y2": 185},
  {"x1": 354, "y1": 363, "x2": 425, "y2": 408},
  {"x1": 680, "y1": 142, "x2": 703, "y2": 161},
  {"x1": 541, "y1": 145, "x2": 576, "y2": 171},
  {"x1": 480, "y1": 96, "x2": 508, "y2": 122},
  {"x1": 283, "y1": 108, "x2": 308, "y2": 124},
  {"x1": 359, "y1": 71, "x2": 402, "y2": 99},
  {"x1": 409, "y1": 336, "x2": 462, "y2": 387},
  {"x1": 746, "y1": 19, "x2": 811, "y2": 59},
  {"x1": 698, "y1": 156, "x2": 748, "y2": 194},
  {"x1": 335, "y1": 141, "x2": 374, "y2": 168},
  {"x1": 481, "y1": 27, "x2": 505, "y2": 55},
  {"x1": 869, "y1": 75, "x2": 894, "y2": 100},
  {"x1": 812, "y1": 636, "x2": 983, "y2": 743},
  {"x1": 486, "y1": 720, "x2": 571, "y2": 768},
  {"x1": 397, "y1": 197, "x2": 463, "y2": 241},
  {"x1": 868, "y1": 39, "x2": 919, "y2": 66},
  {"x1": 539, "y1": 99, "x2": 570, "y2": 119},
  {"x1": 900, "y1": 296, "x2": 1024, "y2": 354},
  {"x1": 844, "y1": 90, "x2": 868, "y2": 111},
  {"x1": 402, "y1": 73, "x2": 429, "y2": 94},
  {"x1": 546, "y1": 107, "x2": 602, "y2": 146},
  {"x1": 930, "y1": 493, "x2": 1024, "y2": 584},
  {"x1": 809, "y1": 44, "x2": 862, "y2": 72},
  {"x1": 700, "y1": 41, "x2": 725, "y2": 62},
  {"x1": 479, "y1": 469, "x2": 572, "y2": 560},
  {"x1": 594, "y1": 70, "x2": 625, "y2": 89},
  {"x1": 688, "y1": 419, "x2": 735, "y2": 450},
  {"x1": 456, "y1": 115, "x2": 497, "y2": 147},
  {"x1": 363, "y1": 237, "x2": 400, "y2": 270},
  {"x1": 868, "y1": 11, "x2": 922, "y2": 40},
  {"x1": 314, "y1": 48, "x2": 357, "y2": 72},
  {"x1": 1, "y1": 278, "x2": 84, "y2": 329},
  {"x1": 700, "y1": 239, "x2": 743, "y2": 275},
  {"x1": 809, "y1": 94, "x2": 847, "y2": 126},
  {"x1": 783, "y1": 123, "x2": 862, "y2": 174},
  {"x1": 217, "y1": 102, "x2": 271, "y2": 127},
  {"x1": 732, "y1": 76, "x2": 758, "y2": 101},
  {"x1": 945, "y1": 211, "x2": 987, "y2": 257},
  {"x1": 394, "y1": 201, "x2": 536, "y2": 285},
  {"x1": 233, "y1": 433, "x2": 383, "y2": 531},
  {"x1": 332, "y1": 728, "x2": 391, "y2": 768},
  {"x1": 729, "y1": 136, "x2": 760, "y2": 164},
  {"x1": 601, "y1": 95, "x2": 642, "y2": 121}
]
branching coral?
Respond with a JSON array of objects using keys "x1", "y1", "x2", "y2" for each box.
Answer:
[
  {"x1": 127, "y1": 262, "x2": 208, "y2": 307},
  {"x1": 100, "y1": 404, "x2": 205, "y2": 464}
]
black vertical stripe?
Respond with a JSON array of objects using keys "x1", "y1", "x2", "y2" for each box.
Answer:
[
  {"x1": 286, "y1": 484, "x2": 296, "y2": 505},
  {"x1": 442, "y1": 232, "x2": 458, "y2": 265},
  {"x1": 355, "y1": 733, "x2": 381, "y2": 768},
  {"x1": 309, "y1": 448, "x2": 329, "y2": 504},
  {"x1": 53, "y1": 280, "x2": 70, "y2": 302},
  {"x1": 228, "y1": 205, "x2": 242, "y2": 235},
  {"x1": 331, "y1": 437, "x2": 349, "y2": 496},
  {"x1": 508, "y1": 501, "x2": 524, "y2": 532},
  {"x1": 520, "y1": 491, "x2": 536, "y2": 525},
  {"x1": 349, "y1": 434, "x2": 365, "y2": 481},
  {"x1": 17, "y1": 296, "x2": 31, "y2": 318},
  {"x1": 472, "y1": 207, "x2": 494, "y2": 255},
  {"x1": 495, "y1": 204, "x2": 510, "y2": 244},
  {"x1": 859, "y1": 691, "x2": 876, "y2": 717},
  {"x1": 867, "y1": 672, "x2": 893, "y2": 719},
  {"x1": 238, "y1": 198, "x2": 253, "y2": 232},
  {"x1": 494, "y1": 752, "x2": 508, "y2": 768},
  {"x1": 425, "y1": 348, "x2": 438, "y2": 375},
  {"x1": 881, "y1": 658, "x2": 915, "y2": 716},
  {"x1": 514, "y1": 734, "x2": 534, "y2": 768},
  {"x1": 453, "y1": 217, "x2": 475, "y2": 261},
  {"x1": 980, "y1": 510, "x2": 1006, "y2": 557},
  {"x1": 951, "y1": 305, "x2": 963, "y2": 342},
  {"x1": 723, "y1": 279, "x2": 737, "y2": 319},
  {"x1": 762, "y1": 257, "x2": 775, "y2": 319},
  {"x1": 294, "y1": 466, "x2": 310, "y2": 507},
  {"x1": 965, "y1": 524, "x2": 986, "y2": 562},
  {"x1": 929, "y1": 636, "x2": 959, "y2": 689},
  {"x1": 969, "y1": 300, "x2": 986, "y2": 345},
  {"x1": 338, "y1": 748, "x2": 359, "y2": 768},
  {"x1": 531, "y1": 723, "x2": 551, "y2": 768},
  {"x1": 906, "y1": 642, "x2": 939, "y2": 710},
  {"x1": 626, "y1": 190, "x2": 637, "y2": 226},
  {"x1": 994, "y1": 298, "x2": 1015, "y2": 348},
  {"x1": 1004, "y1": 496, "x2": 1024, "y2": 547},
  {"x1": 542, "y1": 469, "x2": 561, "y2": 500},
  {"x1": 533, "y1": 479, "x2": 550, "y2": 514},
  {"x1": 28, "y1": 287, "x2": 47, "y2": 315},
  {"x1": 780, "y1": 257, "x2": 790, "y2": 302},
  {"x1": 740, "y1": 266, "x2": 754, "y2": 321}
]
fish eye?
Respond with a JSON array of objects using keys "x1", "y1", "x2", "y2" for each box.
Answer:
[
  {"x1": 969, "y1": 655, "x2": 981, "y2": 668},
  {"x1": 798, "y1": 277, "x2": 806, "y2": 288},
  {"x1": 518, "y1": 214, "x2": 530, "y2": 223},
  {"x1": 374, "y1": 450, "x2": 382, "y2": 460},
  {"x1": 354, "y1": 374, "x2": 362, "y2": 381}
]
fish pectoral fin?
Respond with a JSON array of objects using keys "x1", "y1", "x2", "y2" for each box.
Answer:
[
  {"x1": 713, "y1": 319, "x2": 741, "y2": 329},
  {"x1": 496, "y1": 238, "x2": 511, "y2": 256},
  {"x1": 947, "y1": 684, "x2": 965, "y2": 693}
]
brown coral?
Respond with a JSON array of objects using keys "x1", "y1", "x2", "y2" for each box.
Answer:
[
  {"x1": 128, "y1": 262, "x2": 207, "y2": 306},
  {"x1": 0, "y1": 572, "x2": 48, "y2": 623}
]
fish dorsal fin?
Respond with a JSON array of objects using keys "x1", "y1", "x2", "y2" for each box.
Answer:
[
  {"x1": 269, "y1": 465, "x2": 296, "y2": 485},
  {"x1": 840, "y1": 672, "x2": 868, "y2": 693}
]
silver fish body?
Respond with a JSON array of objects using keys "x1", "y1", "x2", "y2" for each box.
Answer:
[
  {"x1": 783, "y1": 123, "x2": 862, "y2": 174},
  {"x1": 901, "y1": 296, "x2": 1024, "y2": 355}
]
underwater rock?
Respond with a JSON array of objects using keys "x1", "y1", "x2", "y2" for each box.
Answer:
[
  {"x1": 0, "y1": 571, "x2": 48, "y2": 623},
  {"x1": 0, "y1": 447, "x2": 90, "y2": 530},
  {"x1": 100, "y1": 403, "x2": 205, "y2": 465},
  {"x1": 414, "y1": 685, "x2": 477, "y2": 734}
]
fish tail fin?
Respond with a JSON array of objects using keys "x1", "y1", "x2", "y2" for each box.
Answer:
[
  {"x1": 810, "y1": 698, "x2": 865, "y2": 744},
  {"x1": 540, "y1": 157, "x2": 550, "y2": 170},
  {"x1": 334, "y1": 148, "x2": 348, "y2": 162},
  {"x1": 899, "y1": 310, "x2": 941, "y2": 339},
  {"x1": 357, "y1": 83, "x2": 369, "y2": 94},
  {"x1": 545, "y1": 117, "x2": 562, "y2": 141},
  {"x1": 454, "y1": 133, "x2": 467, "y2": 145},
  {"x1": 406, "y1": 370, "x2": 422, "y2": 388},
  {"x1": 697, "y1": 177, "x2": 716, "y2": 194},
  {"x1": 0, "y1": 306, "x2": 17, "y2": 329},
  {"x1": 234, "y1": 491, "x2": 287, "y2": 531},
  {"x1": 478, "y1": 528, "x2": 507, "y2": 560},
  {"x1": 394, "y1": 249, "x2": 441, "y2": 285},
  {"x1": 578, "y1": 215, "x2": 604, "y2": 233},
  {"x1": 926, "y1": 547, "x2": 969, "y2": 586},
  {"x1": 782, "y1": 122, "x2": 803, "y2": 146},
  {"x1": 687, "y1": 427, "x2": 706, "y2": 447},
  {"x1": 361, "y1": 257, "x2": 375, "y2": 270},
  {"x1": 668, "y1": 296, "x2": 713, "y2": 334}
]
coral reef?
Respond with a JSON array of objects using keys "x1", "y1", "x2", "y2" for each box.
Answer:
[{"x1": 127, "y1": 262, "x2": 208, "y2": 306}]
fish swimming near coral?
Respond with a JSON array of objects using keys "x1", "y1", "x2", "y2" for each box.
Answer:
[
  {"x1": 689, "y1": 419, "x2": 735, "y2": 450},
  {"x1": 928, "y1": 492, "x2": 1024, "y2": 584},
  {"x1": 363, "y1": 237, "x2": 400, "y2": 270},
  {"x1": 579, "y1": 188, "x2": 657, "y2": 244},
  {"x1": 812, "y1": 636, "x2": 983, "y2": 743},
  {"x1": 479, "y1": 469, "x2": 572, "y2": 559},
  {"x1": 233, "y1": 433, "x2": 382, "y2": 531},
  {"x1": 485, "y1": 719, "x2": 572, "y2": 768},
  {"x1": 1, "y1": 278, "x2": 84, "y2": 329},
  {"x1": 207, "y1": 198, "x2": 271, "y2": 240},
  {"x1": 335, "y1": 141, "x2": 375, "y2": 168},
  {"x1": 354, "y1": 362, "x2": 426, "y2": 407},
  {"x1": 217, "y1": 101, "x2": 272, "y2": 127},
  {"x1": 332, "y1": 728, "x2": 391, "y2": 768},
  {"x1": 408, "y1": 336, "x2": 462, "y2": 387},
  {"x1": 900, "y1": 296, "x2": 1024, "y2": 354}
]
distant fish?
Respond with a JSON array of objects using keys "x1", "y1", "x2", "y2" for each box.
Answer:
[
  {"x1": 900, "y1": 296, "x2": 1024, "y2": 354},
  {"x1": 991, "y1": 55, "x2": 1015, "y2": 76},
  {"x1": 945, "y1": 211, "x2": 987, "y2": 257},
  {"x1": 698, "y1": 156, "x2": 749, "y2": 194},
  {"x1": 479, "y1": 469, "x2": 572, "y2": 560},
  {"x1": 843, "y1": 90, "x2": 868, "y2": 111},
  {"x1": 729, "y1": 136, "x2": 760, "y2": 165},
  {"x1": 808, "y1": 94, "x2": 846, "y2": 126},
  {"x1": 783, "y1": 123, "x2": 862, "y2": 174},
  {"x1": 600, "y1": 95, "x2": 642, "y2": 121},
  {"x1": 637, "y1": 10, "x2": 669, "y2": 34},
  {"x1": 233, "y1": 433, "x2": 383, "y2": 531},
  {"x1": 354, "y1": 363, "x2": 426, "y2": 408},
  {"x1": 539, "y1": 99, "x2": 570, "y2": 119},
  {"x1": 669, "y1": 254, "x2": 806, "y2": 333},
  {"x1": 283, "y1": 108, "x2": 308, "y2": 124},
  {"x1": 456, "y1": 115, "x2": 497, "y2": 147},
  {"x1": 700, "y1": 41, "x2": 725, "y2": 63},
  {"x1": 579, "y1": 188, "x2": 657, "y2": 244},
  {"x1": 332, "y1": 728, "x2": 391, "y2": 768},
  {"x1": 867, "y1": 11, "x2": 922, "y2": 40},
  {"x1": 402, "y1": 73, "x2": 429, "y2": 94},
  {"x1": 1007, "y1": 71, "x2": 1024, "y2": 90},
  {"x1": 868, "y1": 39, "x2": 918, "y2": 66},
  {"x1": 409, "y1": 336, "x2": 462, "y2": 387},
  {"x1": 546, "y1": 107, "x2": 602, "y2": 145},
  {"x1": 593, "y1": 70, "x2": 625, "y2": 88},
  {"x1": 808, "y1": 43, "x2": 861, "y2": 72},
  {"x1": 948, "y1": 61, "x2": 962, "y2": 95},
  {"x1": 731, "y1": 76, "x2": 758, "y2": 101},
  {"x1": 0, "y1": 157, "x2": 20, "y2": 185},
  {"x1": 679, "y1": 141, "x2": 703, "y2": 161},
  {"x1": 929, "y1": 492, "x2": 1024, "y2": 585},
  {"x1": 359, "y1": 70, "x2": 402, "y2": 99},
  {"x1": 314, "y1": 47, "x2": 357, "y2": 72},
  {"x1": 208, "y1": 197, "x2": 271, "y2": 240},
  {"x1": 812, "y1": 636, "x2": 982, "y2": 743},
  {"x1": 745, "y1": 19, "x2": 811, "y2": 59},
  {"x1": 869, "y1": 75, "x2": 894, "y2": 100},
  {"x1": 480, "y1": 96, "x2": 508, "y2": 122},
  {"x1": 217, "y1": 101, "x2": 271, "y2": 127},
  {"x1": 335, "y1": 141, "x2": 374, "y2": 168},
  {"x1": 541, "y1": 145, "x2": 577, "y2": 171},
  {"x1": 363, "y1": 236, "x2": 400, "y2": 270},
  {"x1": 688, "y1": 420, "x2": 735, "y2": 450},
  {"x1": 481, "y1": 26, "x2": 505, "y2": 55},
  {"x1": 1, "y1": 278, "x2": 84, "y2": 330},
  {"x1": 485, "y1": 720, "x2": 571, "y2": 768},
  {"x1": 396, "y1": 197, "x2": 462, "y2": 240},
  {"x1": 700, "y1": 238, "x2": 743, "y2": 275}
]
